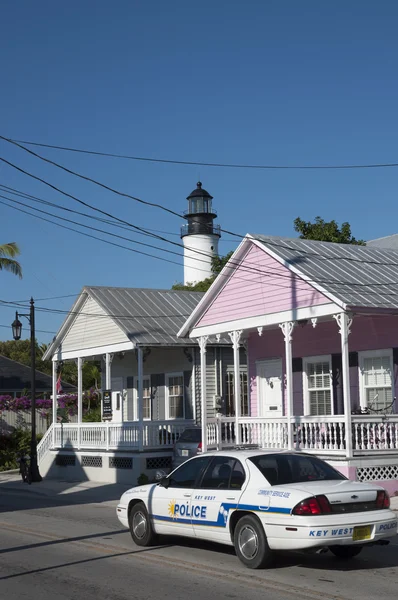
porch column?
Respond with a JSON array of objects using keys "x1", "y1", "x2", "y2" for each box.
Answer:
[
  {"x1": 198, "y1": 336, "x2": 209, "y2": 452},
  {"x1": 105, "y1": 352, "x2": 114, "y2": 390},
  {"x1": 137, "y1": 347, "x2": 144, "y2": 451},
  {"x1": 52, "y1": 360, "x2": 57, "y2": 448},
  {"x1": 229, "y1": 330, "x2": 243, "y2": 446},
  {"x1": 279, "y1": 322, "x2": 295, "y2": 450},
  {"x1": 334, "y1": 312, "x2": 353, "y2": 459},
  {"x1": 77, "y1": 357, "x2": 84, "y2": 449}
]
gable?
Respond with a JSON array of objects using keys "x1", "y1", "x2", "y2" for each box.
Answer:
[
  {"x1": 195, "y1": 244, "x2": 331, "y2": 329},
  {"x1": 61, "y1": 296, "x2": 128, "y2": 353}
]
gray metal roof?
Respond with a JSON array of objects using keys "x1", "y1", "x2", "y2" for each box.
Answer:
[
  {"x1": 87, "y1": 287, "x2": 206, "y2": 346},
  {"x1": 367, "y1": 234, "x2": 398, "y2": 250},
  {"x1": 251, "y1": 234, "x2": 398, "y2": 310}
]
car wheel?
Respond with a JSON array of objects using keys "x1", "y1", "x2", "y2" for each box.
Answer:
[
  {"x1": 233, "y1": 514, "x2": 273, "y2": 569},
  {"x1": 329, "y1": 545, "x2": 363, "y2": 559},
  {"x1": 129, "y1": 502, "x2": 157, "y2": 546}
]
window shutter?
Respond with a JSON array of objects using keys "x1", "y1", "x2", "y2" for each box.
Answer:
[
  {"x1": 292, "y1": 358, "x2": 303, "y2": 373},
  {"x1": 151, "y1": 373, "x2": 165, "y2": 420},
  {"x1": 184, "y1": 370, "x2": 193, "y2": 420}
]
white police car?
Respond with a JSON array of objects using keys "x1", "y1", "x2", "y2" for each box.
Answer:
[{"x1": 116, "y1": 450, "x2": 397, "y2": 569}]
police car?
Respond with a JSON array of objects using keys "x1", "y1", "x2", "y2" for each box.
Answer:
[{"x1": 116, "y1": 450, "x2": 397, "y2": 569}]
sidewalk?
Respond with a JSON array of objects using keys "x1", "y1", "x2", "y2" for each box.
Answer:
[
  {"x1": 0, "y1": 471, "x2": 131, "y2": 506},
  {"x1": 1, "y1": 470, "x2": 397, "y2": 512}
]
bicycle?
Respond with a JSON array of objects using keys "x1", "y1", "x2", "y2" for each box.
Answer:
[{"x1": 18, "y1": 455, "x2": 32, "y2": 485}]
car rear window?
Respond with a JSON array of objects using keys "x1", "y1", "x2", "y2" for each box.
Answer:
[
  {"x1": 177, "y1": 429, "x2": 201, "y2": 443},
  {"x1": 249, "y1": 454, "x2": 346, "y2": 485}
]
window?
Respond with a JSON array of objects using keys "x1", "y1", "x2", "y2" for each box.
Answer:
[
  {"x1": 249, "y1": 454, "x2": 346, "y2": 485},
  {"x1": 166, "y1": 373, "x2": 184, "y2": 419},
  {"x1": 167, "y1": 456, "x2": 210, "y2": 488},
  {"x1": 303, "y1": 356, "x2": 333, "y2": 415},
  {"x1": 225, "y1": 371, "x2": 249, "y2": 416},
  {"x1": 198, "y1": 456, "x2": 246, "y2": 490},
  {"x1": 359, "y1": 350, "x2": 394, "y2": 412},
  {"x1": 142, "y1": 377, "x2": 151, "y2": 420}
]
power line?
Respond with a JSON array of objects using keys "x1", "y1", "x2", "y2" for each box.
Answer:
[
  {"x1": 8, "y1": 136, "x2": 398, "y2": 170},
  {"x1": 2, "y1": 191, "x2": 398, "y2": 297},
  {"x1": 0, "y1": 323, "x2": 56, "y2": 334},
  {"x1": 0, "y1": 199, "x2": 191, "y2": 269},
  {"x1": 0, "y1": 154, "x2": 224, "y2": 262},
  {"x1": 0, "y1": 197, "x2": 322, "y2": 295},
  {"x1": 3, "y1": 293, "x2": 80, "y2": 304},
  {"x1": 5, "y1": 137, "x2": 398, "y2": 272},
  {"x1": 3, "y1": 141, "x2": 398, "y2": 288}
]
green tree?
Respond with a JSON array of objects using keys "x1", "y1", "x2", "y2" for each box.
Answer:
[
  {"x1": 294, "y1": 217, "x2": 365, "y2": 245},
  {"x1": 0, "y1": 242, "x2": 22, "y2": 278},
  {"x1": 172, "y1": 251, "x2": 234, "y2": 292}
]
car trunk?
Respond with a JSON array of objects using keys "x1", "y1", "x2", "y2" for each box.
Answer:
[{"x1": 289, "y1": 480, "x2": 384, "y2": 514}]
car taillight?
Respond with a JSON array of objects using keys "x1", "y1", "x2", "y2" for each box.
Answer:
[
  {"x1": 197, "y1": 442, "x2": 202, "y2": 453},
  {"x1": 376, "y1": 490, "x2": 390, "y2": 509},
  {"x1": 292, "y1": 495, "x2": 331, "y2": 516}
]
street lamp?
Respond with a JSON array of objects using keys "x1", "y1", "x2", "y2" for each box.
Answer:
[{"x1": 11, "y1": 298, "x2": 42, "y2": 482}]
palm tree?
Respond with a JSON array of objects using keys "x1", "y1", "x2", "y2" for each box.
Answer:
[{"x1": 0, "y1": 242, "x2": 22, "y2": 278}]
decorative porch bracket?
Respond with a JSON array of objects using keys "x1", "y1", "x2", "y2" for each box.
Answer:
[
  {"x1": 197, "y1": 336, "x2": 209, "y2": 453},
  {"x1": 279, "y1": 322, "x2": 295, "y2": 450},
  {"x1": 229, "y1": 330, "x2": 243, "y2": 446},
  {"x1": 333, "y1": 312, "x2": 353, "y2": 459}
]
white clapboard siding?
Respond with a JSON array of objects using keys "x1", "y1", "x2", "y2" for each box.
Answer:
[{"x1": 62, "y1": 296, "x2": 127, "y2": 352}]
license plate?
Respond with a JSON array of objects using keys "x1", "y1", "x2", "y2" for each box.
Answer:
[
  {"x1": 352, "y1": 526, "x2": 372, "y2": 541},
  {"x1": 181, "y1": 449, "x2": 189, "y2": 457}
]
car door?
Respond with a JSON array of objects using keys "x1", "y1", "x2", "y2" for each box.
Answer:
[
  {"x1": 192, "y1": 456, "x2": 247, "y2": 544},
  {"x1": 150, "y1": 455, "x2": 211, "y2": 537}
]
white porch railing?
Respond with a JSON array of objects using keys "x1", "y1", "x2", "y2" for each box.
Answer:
[
  {"x1": 48, "y1": 420, "x2": 194, "y2": 453},
  {"x1": 206, "y1": 415, "x2": 398, "y2": 456}
]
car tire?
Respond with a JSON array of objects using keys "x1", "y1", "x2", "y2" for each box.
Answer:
[
  {"x1": 129, "y1": 502, "x2": 157, "y2": 547},
  {"x1": 329, "y1": 545, "x2": 363, "y2": 559},
  {"x1": 233, "y1": 514, "x2": 273, "y2": 569}
]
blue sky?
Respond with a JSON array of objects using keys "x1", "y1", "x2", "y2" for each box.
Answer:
[{"x1": 1, "y1": 1, "x2": 398, "y2": 343}]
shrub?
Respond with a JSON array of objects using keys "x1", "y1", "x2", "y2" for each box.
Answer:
[{"x1": 0, "y1": 429, "x2": 43, "y2": 471}]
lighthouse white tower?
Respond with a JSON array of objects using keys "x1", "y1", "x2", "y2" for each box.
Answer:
[{"x1": 181, "y1": 182, "x2": 221, "y2": 285}]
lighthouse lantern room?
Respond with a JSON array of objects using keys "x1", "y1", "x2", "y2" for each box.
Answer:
[{"x1": 181, "y1": 182, "x2": 221, "y2": 285}]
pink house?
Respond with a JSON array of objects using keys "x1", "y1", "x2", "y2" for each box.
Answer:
[{"x1": 178, "y1": 234, "x2": 398, "y2": 495}]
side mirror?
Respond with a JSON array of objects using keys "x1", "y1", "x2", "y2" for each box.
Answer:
[
  {"x1": 155, "y1": 469, "x2": 167, "y2": 481},
  {"x1": 159, "y1": 476, "x2": 170, "y2": 489}
]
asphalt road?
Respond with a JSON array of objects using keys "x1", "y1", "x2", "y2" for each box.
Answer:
[{"x1": 1, "y1": 485, "x2": 398, "y2": 600}]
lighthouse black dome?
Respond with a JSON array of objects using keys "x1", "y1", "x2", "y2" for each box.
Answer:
[{"x1": 186, "y1": 181, "x2": 213, "y2": 201}]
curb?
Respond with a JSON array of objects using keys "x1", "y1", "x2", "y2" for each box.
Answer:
[{"x1": 0, "y1": 469, "x2": 20, "y2": 475}]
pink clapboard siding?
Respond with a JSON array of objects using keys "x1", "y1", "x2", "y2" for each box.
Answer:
[
  {"x1": 249, "y1": 315, "x2": 398, "y2": 417},
  {"x1": 195, "y1": 244, "x2": 330, "y2": 328}
]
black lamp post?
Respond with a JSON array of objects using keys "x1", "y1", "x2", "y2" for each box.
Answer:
[{"x1": 12, "y1": 298, "x2": 42, "y2": 482}]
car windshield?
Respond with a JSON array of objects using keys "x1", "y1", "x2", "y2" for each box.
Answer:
[
  {"x1": 249, "y1": 454, "x2": 346, "y2": 485},
  {"x1": 177, "y1": 429, "x2": 201, "y2": 443}
]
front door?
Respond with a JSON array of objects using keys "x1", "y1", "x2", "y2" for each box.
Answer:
[{"x1": 256, "y1": 359, "x2": 283, "y2": 417}]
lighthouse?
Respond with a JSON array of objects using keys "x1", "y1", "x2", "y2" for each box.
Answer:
[{"x1": 181, "y1": 182, "x2": 221, "y2": 285}]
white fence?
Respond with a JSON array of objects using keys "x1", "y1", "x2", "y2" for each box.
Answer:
[
  {"x1": 0, "y1": 410, "x2": 49, "y2": 435},
  {"x1": 206, "y1": 414, "x2": 398, "y2": 456}
]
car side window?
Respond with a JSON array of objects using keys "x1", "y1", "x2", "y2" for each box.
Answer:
[
  {"x1": 198, "y1": 456, "x2": 245, "y2": 490},
  {"x1": 167, "y1": 456, "x2": 210, "y2": 489}
]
